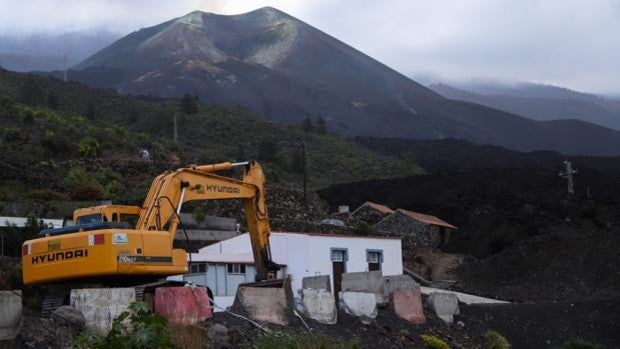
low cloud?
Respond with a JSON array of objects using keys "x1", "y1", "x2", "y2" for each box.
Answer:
[{"x1": 1, "y1": 0, "x2": 618, "y2": 94}]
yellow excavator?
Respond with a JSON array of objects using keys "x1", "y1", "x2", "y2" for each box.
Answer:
[{"x1": 22, "y1": 161, "x2": 285, "y2": 312}]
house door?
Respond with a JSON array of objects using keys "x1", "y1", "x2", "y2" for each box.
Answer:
[
  {"x1": 332, "y1": 261, "x2": 344, "y2": 303},
  {"x1": 331, "y1": 249, "x2": 347, "y2": 304}
]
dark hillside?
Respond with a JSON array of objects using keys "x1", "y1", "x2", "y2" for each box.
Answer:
[
  {"x1": 355, "y1": 137, "x2": 620, "y2": 173},
  {"x1": 318, "y1": 166, "x2": 620, "y2": 302}
]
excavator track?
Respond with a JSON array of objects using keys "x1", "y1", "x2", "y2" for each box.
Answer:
[
  {"x1": 39, "y1": 279, "x2": 188, "y2": 316},
  {"x1": 41, "y1": 294, "x2": 66, "y2": 317}
]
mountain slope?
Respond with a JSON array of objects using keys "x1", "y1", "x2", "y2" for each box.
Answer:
[
  {"x1": 66, "y1": 7, "x2": 620, "y2": 156},
  {"x1": 0, "y1": 68, "x2": 420, "y2": 197},
  {"x1": 430, "y1": 82, "x2": 620, "y2": 130}
]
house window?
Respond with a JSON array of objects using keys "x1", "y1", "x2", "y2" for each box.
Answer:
[
  {"x1": 330, "y1": 248, "x2": 347, "y2": 262},
  {"x1": 366, "y1": 249, "x2": 383, "y2": 271},
  {"x1": 227, "y1": 264, "x2": 246, "y2": 274},
  {"x1": 189, "y1": 262, "x2": 206, "y2": 274}
]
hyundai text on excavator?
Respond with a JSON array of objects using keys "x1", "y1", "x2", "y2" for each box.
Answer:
[{"x1": 22, "y1": 161, "x2": 289, "y2": 316}]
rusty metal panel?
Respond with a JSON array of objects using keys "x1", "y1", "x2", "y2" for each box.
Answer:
[{"x1": 154, "y1": 287, "x2": 212, "y2": 325}]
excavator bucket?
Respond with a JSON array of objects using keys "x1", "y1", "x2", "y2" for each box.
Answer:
[{"x1": 230, "y1": 276, "x2": 294, "y2": 325}]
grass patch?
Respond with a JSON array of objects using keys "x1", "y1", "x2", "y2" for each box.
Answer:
[
  {"x1": 254, "y1": 330, "x2": 359, "y2": 349},
  {"x1": 421, "y1": 334, "x2": 451, "y2": 349}
]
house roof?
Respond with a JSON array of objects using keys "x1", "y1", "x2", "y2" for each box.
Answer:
[
  {"x1": 279, "y1": 231, "x2": 401, "y2": 240},
  {"x1": 362, "y1": 202, "x2": 394, "y2": 214},
  {"x1": 396, "y1": 209, "x2": 457, "y2": 229},
  {"x1": 189, "y1": 252, "x2": 255, "y2": 264}
]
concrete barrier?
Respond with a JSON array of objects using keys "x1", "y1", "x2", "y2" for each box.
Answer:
[
  {"x1": 427, "y1": 292, "x2": 459, "y2": 324},
  {"x1": 232, "y1": 287, "x2": 291, "y2": 325},
  {"x1": 301, "y1": 289, "x2": 337, "y2": 324},
  {"x1": 383, "y1": 275, "x2": 419, "y2": 299},
  {"x1": 392, "y1": 290, "x2": 425, "y2": 324},
  {"x1": 70, "y1": 288, "x2": 135, "y2": 334},
  {"x1": 302, "y1": 275, "x2": 331, "y2": 292},
  {"x1": 0, "y1": 290, "x2": 22, "y2": 341},
  {"x1": 339, "y1": 292, "x2": 377, "y2": 321},
  {"x1": 154, "y1": 287, "x2": 212, "y2": 325},
  {"x1": 341, "y1": 271, "x2": 385, "y2": 305}
]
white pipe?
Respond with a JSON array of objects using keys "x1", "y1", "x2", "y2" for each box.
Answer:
[
  {"x1": 176, "y1": 187, "x2": 186, "y2": 215},
  {"x1": 231, "y1": 161, "x2": 249, "y2": 167}
]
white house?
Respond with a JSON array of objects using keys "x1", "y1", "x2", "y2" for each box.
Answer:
[{"x1": 179, "y1": 232, "x2": 403, "y2": 310}]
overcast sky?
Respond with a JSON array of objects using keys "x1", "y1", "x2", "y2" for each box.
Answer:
[{"x1": 1, "y1": 0, "x2": 619, "y2": 95}]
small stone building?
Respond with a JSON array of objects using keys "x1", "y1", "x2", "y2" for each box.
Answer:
[
  {"x1": 374, "y1": 209, "x2": 456, "y2": 247},
  {"x1": 350, "y1": 202, "x2": 394, "y2": 225}
]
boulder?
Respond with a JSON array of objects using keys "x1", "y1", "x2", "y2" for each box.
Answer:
[
  {"x1": 208, "y1": 323, "x2": 230, "y2": 348},
  {"x1": 302, "y1": 275, "x2": 331, "y2": 292},
  {"x1": 70, "y1": 288, "x2": 135, "y2": 334},
  {"x1": 339, "y1": 292, "x2": 377, "y2": 322},
  {"x1": 51, "y1": 306, "x2": 85, "y2": 330},
  {"x1": 427, "y1": 292, "x2": 459, "y2": 324},
  {"x1": 383, "y1": 275, "x2": 419, "y2": 299},
  {"x1": 154, "y1": 287, "x2": 212, "y2": 325},
  {"x1": 392, "y1": 290, "x2": 425, "y2": 324},
  {"x1": 341, "y1": 271, "x2": 385, "y2": 305},
  {"x1": 301, "y1": 289, "x2": 337, "y2": 325},
  {"x1": 0, "y1": 290, "x2": 22, "y2": 341}
]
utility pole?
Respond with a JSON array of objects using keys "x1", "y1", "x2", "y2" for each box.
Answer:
[
  {"x1": 173, "y1": 113, "x2": 178, "y2": 144},
  {"x1": 559, "y1": 160, "x2": 578, "y2": 195},
  {"x1": 301, "y1": 142, "x2": 308, "y2": 210}
]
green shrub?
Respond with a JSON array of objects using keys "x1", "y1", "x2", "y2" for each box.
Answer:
[
  {"x1": 72, "y1": 177, "x2": 105, "y2": 200},
  {"x1": 75, "y1": 301, "x2": 173, "y2": 349},
  {"x1": 65, "y1": 167, "x2": 87, "y2": 189},
  {"x1": 104, "y1": 180, "x2": 124, "y2": 200},
  {"x1": 354, "y1": 221, "x2": 374, "y2": 236},
  {"x1": 421, "y1": 334, "x2": 451, "y2": 349},
  {"x1": 551, "y1": 338, "x2": 605, "y2": 349},
  {"x1": 79, "y1": 136, "x2": 100, "y2": 157},
  {"x1": 484, "y1": 330, "x2": 511, "y2": 349},
  {"x1": 64, "y1": 167, "x2": 105, "y2": 200}
]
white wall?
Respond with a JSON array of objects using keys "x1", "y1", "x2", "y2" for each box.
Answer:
[
  {"x1": 294, "y1": 234, "x2": 402, "y2": 293},
  {"x1": 199, "y1": 232, "x2": 403, "y2": 297}
]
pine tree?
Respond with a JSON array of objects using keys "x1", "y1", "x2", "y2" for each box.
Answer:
[
  {"x1": 46, "y1": 93, "x2": 59, "y2": 110},
  {"x1": 316, "y1": 115, "x2": 326, "y2": 134},
  {"x1": 258, "y1": 139, "x2": 277, "y2": 162},
  {"x1": 301, "y1": 116, "x2": 314, "y2": 132},
  {"x1": 85, "y1": 101, "x2": 96, "y2": 119},
  {"x1": 180, "y1": 94, "x2": 198, "y2": 115},
  {"x1": 18, "y1": 75, "x2": 45, "y2": 105}
]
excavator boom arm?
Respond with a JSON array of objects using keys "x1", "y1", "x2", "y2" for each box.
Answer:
[{"x1": 135, "y1": 161, "x2": 276, "y2": 280}]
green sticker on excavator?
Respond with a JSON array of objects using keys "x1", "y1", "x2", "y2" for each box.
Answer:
[{"x1": 48, "y1": 239, "x2": 60, "y2": 251}]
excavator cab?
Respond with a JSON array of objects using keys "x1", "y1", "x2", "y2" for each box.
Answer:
[{"x1": 73, "y1": 205, "x2": 141, "y2": 227}]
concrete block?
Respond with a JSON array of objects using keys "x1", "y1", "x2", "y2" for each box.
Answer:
[
  {"x1": 383, "y1": 275, "x2": 419, "y2": 299},
  {"x1": 70, "y1": 288, "x2": 135, "y2": 334},
  {"x1": 427, "y1": 292, "x2": 460, "y2": 324},
  {"x1": 339, "y1": 292, "x2": 377, "y2": 320},
  {"x1": 154, "y1": 287, "x2": 212, "y2": 325},
  {"x1": 302, "y1": 275, "x2": 331, "y2": 291},
  {"x1": 392, "y1": 290, "x2": 425, "y2": 324},
  {"x1": 0, "y1": 290, "x2": 22, "y2": 341},
  {"x1": 301, "y1": 289, "x2": 337, "y2": 325},
  {"x1": 232, "y1": 287, "x2": 290, "y2": 325},
  {"x1": 341, "y1": 271, "x2": 385, "y2": 305}
]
